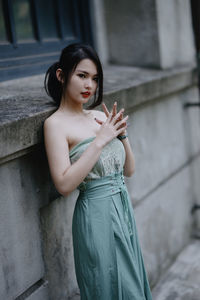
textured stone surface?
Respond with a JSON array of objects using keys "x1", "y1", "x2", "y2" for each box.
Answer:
[
  {"x1": 90, "y1": 0, "x2": 109, "y2": 64},
  {"x1": 134, "y1": 164, "x2": 193, "y2": 286},
  {"x1": 26, "y1": 282, "x2": 49, "y2": 300},
  {"x1": 189, "y1": 156, "x2": 200, "y2": 234},
  {"x1": 104, "y1": 0, "x2": 195, "y2": 68},
  {"x1": 104, "y1": 0, "x2": 160, "y2": 67},
  {"x1": 0, "y1": 156, "x2": 45, "y2": 299},
  {"x1": 0, "y1": 65, "x2": 197, "y2": 162},
  {"x1": 152, "y1": 240, "x2": 200, "y2": 300},
  {"x1": 125, "y1": 86, "x2": 200, "y2": 205},
  {"x1": 40, "y1": 190, "x2": 79, "y2": 300},
  {"x1": 0, "y1": 65, "x2": 196, "y2": 124},
  {"x1": 157, "y1": 0, "x2": 196, "y2": 68}
]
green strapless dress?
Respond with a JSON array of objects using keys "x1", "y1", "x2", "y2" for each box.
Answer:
[{"x1": 69, "y1": 137, "x2": 152, "y2": 300}]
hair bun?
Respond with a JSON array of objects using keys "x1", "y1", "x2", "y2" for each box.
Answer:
[{"x1": 44, "y1": 61, "x2": 63, "y2": 105}]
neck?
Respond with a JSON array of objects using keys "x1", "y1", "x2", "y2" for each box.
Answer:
[{"x1": 59, "y1": 95, "x2": 84, "y2": 115}]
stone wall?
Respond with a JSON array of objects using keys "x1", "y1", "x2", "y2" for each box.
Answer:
[{"x1": 100, "y1": 0, "x2": 196, "y2": 68}]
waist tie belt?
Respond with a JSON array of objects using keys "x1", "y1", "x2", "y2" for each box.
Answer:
[{"x1": 78, "y1": 171, "x2": 133, "y2": 236}]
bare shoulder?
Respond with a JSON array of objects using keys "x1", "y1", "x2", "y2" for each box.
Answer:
[
  {"x1": 44, "y1": 111, "x2": 60, "y2": 127},
  {"x1": 44, "y1": 111, "x2": 68, "y2": 134}
]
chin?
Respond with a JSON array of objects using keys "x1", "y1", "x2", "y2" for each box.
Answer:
[{"x1": 81, "y1": 97, "x2": 92, "y2": 103}]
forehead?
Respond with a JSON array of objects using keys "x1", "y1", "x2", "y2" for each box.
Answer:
[{"x1": 75, "y1": 59, "x2": 97, "y2": 74}]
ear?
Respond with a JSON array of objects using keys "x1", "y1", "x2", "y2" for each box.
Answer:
[{"x1": 56, "y1": 68, "x2": 64, "y2": 83}]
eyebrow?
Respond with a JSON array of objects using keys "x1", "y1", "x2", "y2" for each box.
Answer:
[{"x1": 76, "y1": 69, "x2": 98, "y2": 76}]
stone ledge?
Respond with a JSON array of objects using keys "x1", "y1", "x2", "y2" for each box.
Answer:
[
  {"x1": 103, "y1": 64, "x2": 198, "y2": 112},
  {"x1": 0, "y1": 64, "x2": 197, "y2": 163}
]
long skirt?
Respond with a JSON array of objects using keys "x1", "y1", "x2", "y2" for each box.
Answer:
[{"x1": 72, "y1": 171, "x2": 152, "y2": 300}]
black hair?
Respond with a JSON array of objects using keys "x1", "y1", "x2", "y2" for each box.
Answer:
[{"x1": 44, "y1": 43, "x2": 103, "y2": 109}]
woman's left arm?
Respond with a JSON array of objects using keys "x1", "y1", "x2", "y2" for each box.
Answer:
[{"x1": 119, "y1": 133, "x2": 135, "y2": 177}]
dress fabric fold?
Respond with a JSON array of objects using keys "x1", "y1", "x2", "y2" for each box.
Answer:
[{"x1": 70, "y1": 137, "x2": 152, "y2": 300}]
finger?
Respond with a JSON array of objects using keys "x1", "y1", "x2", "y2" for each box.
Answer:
[
  {"x1": 117, "y1": 110, "x2": 124, "y2": 122},
  {"x1": 107, "y1": 112, "x2": 113, "y2": 122},
  {"x1": 102, "y1": 102, "x2": 110, "y2": 117},
  {"x1": 117, "y1": 119, "x2": 127, "y2": 129},
  {"x1": 114, "y1": 115, "x2": 129, "y2": 128},
  {"x1": 114, "y1": 101, "x2": 117, "y2": 116},
  {"x1": 116, "y1": 124, "x2": 128, "y2": 136},
  {"x1": 117, "y1": 112, "x2": 123, "y2": 122},
  {"x1": 113, "y1": 101, "x2": 117, "y2": 117},
  {"x1": 94, "y1": 117, "x2": 103, "y2": 125},
  {"x1": 112, "y1": 102, "x2": 117, "y2": 118},
  {"x1": 111, "y1": 108, "x2": 124, "y2": 124}
]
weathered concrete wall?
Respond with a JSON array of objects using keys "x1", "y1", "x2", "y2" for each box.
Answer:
[
  {"x1": 189, "y1": 143, "x2": 200, "y2": 235},
  {"x1": 102, "y1": 0, "x2": 195, "y2": 68},
  {"x1": 104, "y1": 0, "x2": 160, "y2": 67},
  {"x1": 124, "y1": 86, "x2": 200, "y2": 286},
  {"x1": 156, "y1": 0, "x2": 196, "y2": 68},
  {"x1": 0, "y1": 151, "x2": 50, "y2": 299},
  {"x1": 40, "y1": 191, "x2": 79, "y2": 300},
  {"x1": 89, "y1": 0, "x2": 109, "y2": 64},
  {"x1": 125, "y1": 86, "x2": 200, "y2": 204},
  {"x1": 135, "y1": 164, "x2": 194, "y2": 284}
]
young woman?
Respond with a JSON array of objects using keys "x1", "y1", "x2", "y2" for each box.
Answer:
[{"x1": 44, "y1": 43, "x2": 152, "y2": 300}]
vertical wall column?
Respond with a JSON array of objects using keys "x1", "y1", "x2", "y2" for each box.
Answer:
[{"x1": 102, "y1": 0, "x2": 196, "y2": 68}]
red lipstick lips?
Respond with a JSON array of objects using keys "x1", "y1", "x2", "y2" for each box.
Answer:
[{"x1": 81, "y1": 92, "x2": 91, "y2": 98}]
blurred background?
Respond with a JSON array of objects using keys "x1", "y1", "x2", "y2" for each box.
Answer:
[{"x1": 0, "y1": 1, "x2": 200, "y2": 299}]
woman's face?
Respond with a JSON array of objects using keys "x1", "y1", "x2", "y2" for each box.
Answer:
[{"x1": 65, "y1": 59, "x2": 98, "y2": 105}]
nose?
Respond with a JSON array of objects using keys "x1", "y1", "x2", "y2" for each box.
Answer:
[{"x1": 84, "y1": 78, "x2": 93, "y2": 89}]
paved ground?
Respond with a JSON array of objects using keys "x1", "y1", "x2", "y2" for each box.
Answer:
[
  {"x1": 70, "y1": 293, "x2": 80, "y2": 300},
  {"x1": 152, "y1": 239, "x2": 200, "y2": 300}
]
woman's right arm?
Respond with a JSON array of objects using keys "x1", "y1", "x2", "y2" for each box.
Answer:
[{"x1": 44, "y1": 110, "x2": 128, "y2": 196}]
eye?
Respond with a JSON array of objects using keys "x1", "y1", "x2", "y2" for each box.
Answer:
[
  {"x1": 78, "y1": 73, "x2": 86, "y2": 78},
  {"x1": 93, "y1": 77, "x2": 98, "y2": 82}
]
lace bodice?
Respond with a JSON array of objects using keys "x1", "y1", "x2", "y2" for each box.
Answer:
[{"x1": 69, "y1": 137, "x2": 125, "y2": 184}]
